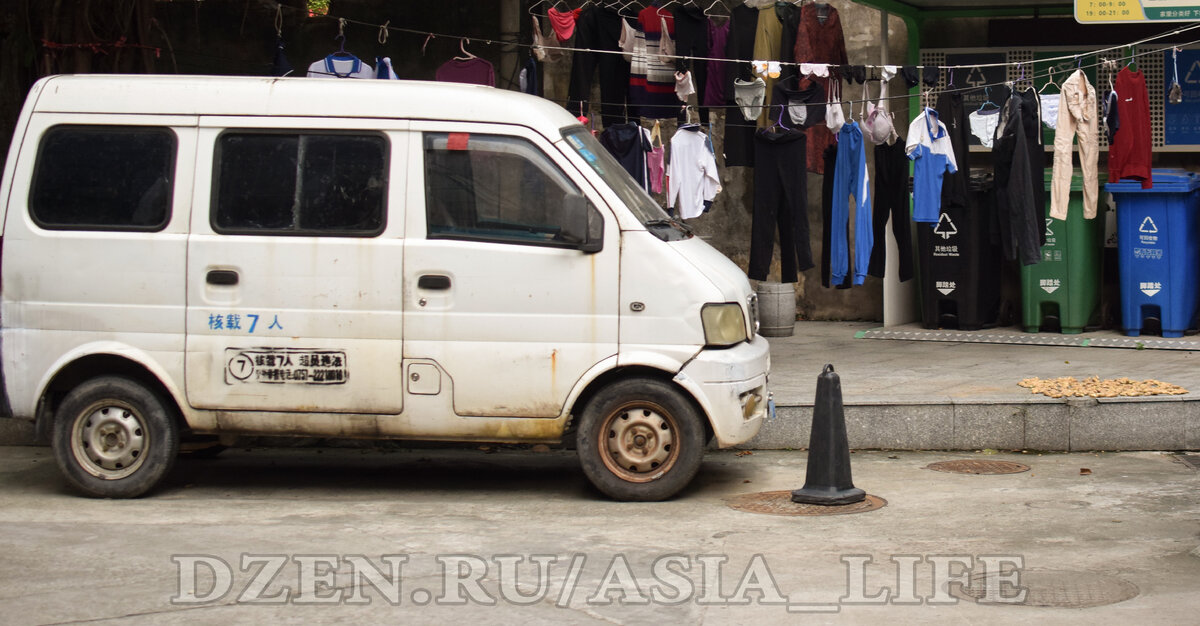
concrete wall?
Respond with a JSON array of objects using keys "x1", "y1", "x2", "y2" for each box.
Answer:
[{"x1": 549, "y1": 2, "x2": 910, "y2": 322}]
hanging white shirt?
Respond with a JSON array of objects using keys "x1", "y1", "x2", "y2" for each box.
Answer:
[
  {"x1": 306, "y1": 54, "x2": 375, "y2": 79},
  {"x1": 667, "y1": 127, "x2": 721, "y2": 219},
  {"x1": 905, "y1": 107, "x2": 958, "y2": 171}
]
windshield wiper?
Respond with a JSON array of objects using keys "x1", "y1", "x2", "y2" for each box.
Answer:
[{"x1": 644, "y1": 218, "x2": 694, "y2": 235}]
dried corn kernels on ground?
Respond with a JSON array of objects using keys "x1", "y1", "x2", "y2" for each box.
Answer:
[{"x1": 1018, "y1": 376, "x2": 1189, "y2": 398}]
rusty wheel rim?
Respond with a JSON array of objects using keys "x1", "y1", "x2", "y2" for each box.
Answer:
[{"x1": 598, "y1": 401, "x2": 679, "y2": 483}]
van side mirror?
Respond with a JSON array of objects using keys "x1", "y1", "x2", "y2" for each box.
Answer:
[{"x1": 561, "y1": 193, "x2": 603, "y2": 254}]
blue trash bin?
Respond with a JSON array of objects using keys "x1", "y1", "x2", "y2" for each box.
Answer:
[{"x1": 1107, "y1": 169, "x2": 1200, "y2": 338}]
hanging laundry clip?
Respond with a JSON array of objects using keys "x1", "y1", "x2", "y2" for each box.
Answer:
[{"x1": 1170, "y1": 47, "x2": 1183, "y2": 104}]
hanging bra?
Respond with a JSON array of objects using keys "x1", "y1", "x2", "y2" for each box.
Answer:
[
  {"x1": 861, "y1": 81, "x2": 897, "y2": 145},
  {"x1": 734, "y1": 78, "x2": 766, "y2": 122},
  {"x1": 825, "y1": 78, "x2": 845, "y2": 132},
  {"x1": 657, "y1": 16, "x2": 676, "y2": 65},
  {"x1": 531, "y1": 15, "x2": 565, "y2": 62},
  {"x1": 619, "y1": 18, "x2": 637, "y2": 62}
]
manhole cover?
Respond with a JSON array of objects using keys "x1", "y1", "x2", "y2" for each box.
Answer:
[
  {"x1": 951, "y1": 569, "x2": 1139, "y2": 608},
  {"x1": 925, "y1": 460, "x2": 1030, "y2": 475},
  {"x1": 725, "y1": 491, "x2": 887, "y2": 516}
]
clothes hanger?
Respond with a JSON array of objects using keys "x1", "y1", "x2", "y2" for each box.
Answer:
[
  {"x1": 528, "y1": 0, "x2": 549, "y2": 14},
  {"x1": 977, "y1": 85, "x2": 999, "y2": 112},
  {"x1": 1038, "y1": 67, "x2": 1058, "y2": 94},
  {"x1": 771, "y1": 102, "x2": 790, "y2": 131},
  {"x1": 1126, "y1": 45, "x2": 1138, "y2": 72},
  {"x1": 703, "y1": 0, "x2": 729, "y2": 15},
  {"x1": 331, "y1": 19, "x2": 355, "y2": 58},
  {"x1": 454, "y1": 38, "x2": 477, "y2": 61}
]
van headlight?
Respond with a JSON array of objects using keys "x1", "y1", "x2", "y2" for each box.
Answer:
[{"x1": 701, "y1": 303, "x2": 748, "y2": 347}]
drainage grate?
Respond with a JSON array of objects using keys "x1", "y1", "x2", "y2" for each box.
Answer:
[
  {"x1": 1175, "y1": 454, "x2": 1200, "y2": 470},
  {"x1": 952, "y1": 570, "x2": 1139, "y2": 608},
  {"x1": 725, "y1": 491, "x2": 887, "y2": 516},
  {"x1": 925, "y1": 460, "x2": 1030, "y2": 475}
]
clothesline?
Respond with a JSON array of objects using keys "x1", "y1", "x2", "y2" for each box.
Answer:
[
  {"x1": 274, "y1": 0, "x2": 1200, "y2": 75},
  {"x1": 403, "y1": 33, "x2": 1200, "y2": 118}
]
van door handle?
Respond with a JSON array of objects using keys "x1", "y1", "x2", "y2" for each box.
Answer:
[
  {"x1": 206, "y1": 270, "x2": 239, "y2": 286},
  {"x1": 418, "y1": 274, "x2": 452, "y2": 290}
]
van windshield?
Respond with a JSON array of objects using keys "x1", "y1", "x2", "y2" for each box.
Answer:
[{"x1": 560, "y1": 126, "x2": 690, "y2": 241}]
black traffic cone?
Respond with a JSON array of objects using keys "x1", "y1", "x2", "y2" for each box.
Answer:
[{"x1": 791, "y1": 364, "x2": 866, "y2": 505}]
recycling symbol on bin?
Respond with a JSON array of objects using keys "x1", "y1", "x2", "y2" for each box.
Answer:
[
  {"x1": 1139, "y1": 216, "x2": 1158, "y2": 233},
  {"x1": 934, "y1": 213, "x2": 958, "y2": 239}
]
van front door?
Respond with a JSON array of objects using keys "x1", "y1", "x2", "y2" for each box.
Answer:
[
  {"x1": 185, "y1": 119, "x2": 407, "y2": 414},
  {"x1": 404, "y1": 123, "x2": 618, "y2": 417}
]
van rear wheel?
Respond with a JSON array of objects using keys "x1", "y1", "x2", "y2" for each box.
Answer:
[
  {"x1": 51, "y1": 376, "x2": 179, "y2": 498},
  {"x1": 576, "y1": 378, "x2": 705, "y2": 501}
]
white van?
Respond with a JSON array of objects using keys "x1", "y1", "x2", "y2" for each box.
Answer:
[{"x1": 0, "y1": 75, "x2": 771, "y2": 501}]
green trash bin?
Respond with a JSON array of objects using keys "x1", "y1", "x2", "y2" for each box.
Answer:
[{"x1": 1021, "y1": 170, "x2": 1106, "y2": 334}]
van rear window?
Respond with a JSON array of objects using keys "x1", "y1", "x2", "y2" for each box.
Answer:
[
  {"x1": 213, "y1": 132, "x2": 387, "y2": 236},
  {"x1": 29, "y1": 125, "x2": 175, "y2": 231}
]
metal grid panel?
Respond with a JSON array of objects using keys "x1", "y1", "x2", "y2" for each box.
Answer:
[{"x1": 925, "y1": 47, "x2": 1167, "y2": 148}]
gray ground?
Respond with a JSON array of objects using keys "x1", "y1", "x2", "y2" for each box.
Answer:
[{"x1": 1, "y1": 444, "x2": 1197, "y2": 624}]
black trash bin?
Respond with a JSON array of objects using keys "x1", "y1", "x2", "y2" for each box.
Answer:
[{"x1": 916, "y1": 174, "x2": 1001, "y2": 330}]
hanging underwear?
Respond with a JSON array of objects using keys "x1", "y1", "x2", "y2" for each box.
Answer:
[
  {"x1": 968, "y1": 108, "x2": 1001, "y2": 148},
  {"x1": 734, "y1": 78, "x2": 766, "y2": 122},
  {"x1": 1039, "y1": 93, "x2": 1061, "y2": 130},
  {"x1": 547, "y1": 7, "x2": 581, "y2": 43},
  {"x1": 776, "y1": 79, "x2": 825, "y2": 129},
  {"x1": 675, "y1": 71, "x2": 695, "y2": 102},
  {"x1": 799, "y1": 63, "x2": 829, "y2": 79}
]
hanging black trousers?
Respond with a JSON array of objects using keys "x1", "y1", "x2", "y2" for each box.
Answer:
[
  {"x1": 749, "y1": 129, "x2": 811, "y2": 283},
  {"x1": 868, "y1": 140, "x2": 914, "y2": 281}
]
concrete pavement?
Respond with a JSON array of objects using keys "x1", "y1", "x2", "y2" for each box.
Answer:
[
  {"x1": 752, "y1": 321, "x2": 1200, "y2": 451},
  {"x1": 0, "y1": 445, "x2": 1197, "y2": 623},
  {"x1": 1, "y1": 320, "x2": 1197, "y2": 451}
]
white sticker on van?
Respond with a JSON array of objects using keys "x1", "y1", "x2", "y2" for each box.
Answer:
[{"x1": 225, "y1": 348, "x2": 348, "y2": 385}]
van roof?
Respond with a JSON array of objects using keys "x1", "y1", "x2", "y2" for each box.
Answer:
[{"x1": 30, "y1": 74, "x2": 583, "y2": 134}]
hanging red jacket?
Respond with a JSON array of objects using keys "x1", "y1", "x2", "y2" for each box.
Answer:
[{"x1": 1109, "y1": 67, "x2": 1152, "y2": 189}]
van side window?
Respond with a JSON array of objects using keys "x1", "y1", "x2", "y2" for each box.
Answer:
[
  {"x1": 423, "y1": 132, "x2": 594, "y2": 247},
  {"x1": 30, "y1": 125, "x2": 175, "y2": 231},
  {"x1": 213, "y1": 132, "x2": 387, "y2": 236}
]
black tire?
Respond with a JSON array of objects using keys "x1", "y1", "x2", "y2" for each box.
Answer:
[
  {"x1": 51, "y1": 376, "x2": 179, "y2": 498},
  {"x1": 575, "y1": 378, "x2": 706, "y2": 501}
]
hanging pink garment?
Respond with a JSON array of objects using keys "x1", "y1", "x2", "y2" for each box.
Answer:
[
  {"x1": 547, "y1": 7, "x2": 582, "y2": 43},
  {"x1": 647, "y1": 122, "x2": 665, "y2": 194}
]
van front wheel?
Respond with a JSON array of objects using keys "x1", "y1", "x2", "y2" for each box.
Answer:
[
  {"x1": 51, "y1": 376, "x2": 179, "y2": 498},
  {"x1": 576, "y1": 378, "x2": 705, "y2": 501}
]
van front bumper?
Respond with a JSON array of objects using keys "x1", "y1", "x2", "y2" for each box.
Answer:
[{"x1": 673, "y1": 334, "x2": 771, "y2": 447}]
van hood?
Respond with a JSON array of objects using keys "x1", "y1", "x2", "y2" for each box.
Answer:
[{"x1": 671, "y1": 236, "x2": 753, "y2": 303}]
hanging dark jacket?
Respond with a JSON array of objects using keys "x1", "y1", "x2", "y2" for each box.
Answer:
[
  {"x1": 599, "y1": 122, "x2": 651, "y2": 189},
  {"x1": 992, "y1": 94, "x2": 1040, "y2": 266}
]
